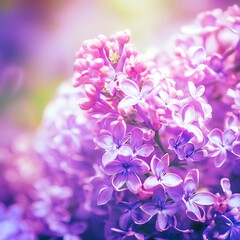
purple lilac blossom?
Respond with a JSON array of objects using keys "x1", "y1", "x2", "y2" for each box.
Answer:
[
  {"x1": 141, "y1": 184, "x2": 179, "y2": 232},
  {"x1": 71, "y1": 6, "x2": 240, "y2": 237},
  {"x1": 2, "y1": 4, "x2": 240, "y2": 240},
  {"x1": 204, "y1": 178, "x2": 240, "y2": 239},
  {"x1": 32, "y1": 81, "x2": 107, "y2": 239},
  {"x1": 143, "y1": 153, "x2": 182, "y2": 189}
]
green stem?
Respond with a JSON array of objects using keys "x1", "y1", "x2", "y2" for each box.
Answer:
[{"x1": 154, "y1": 130, "x2": 167, "y2": 154}]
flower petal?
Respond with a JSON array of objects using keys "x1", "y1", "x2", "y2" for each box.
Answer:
[
  {"x1": 112, "y1": 120, "x2": 126, "y2": 144},
  {"x1": 167, "y1": 185, "x2": 184, "y2": 201},
  {"x1": 214, "y1": 149, "x2": 227, "y2": 168},
  {"x1": 130, "y1": 128, "x2": 143, "y2": 150},
  {"x1": 155, "y1": 212, "x2": 168, "y2": 232},
  {"x1": 190, "y1": 46, "x2": 206, "y2": 65},
  {"x1": 118, "y1": 96, "x2": 139, "y2": 109},
  {"x1": 137, "y1": 144, "x2": 154, "y2": 157},
  {"x1": 173, "y1": 112, "x2": 183, "y2": 126},
  {"x1": 163, "y1": 202, "x2": 179, "y2": 215},
  {"x1": 69, "y1": 222, "x2": 88, "y2": 235},
  {"x1": 196, "y1": 85, "x2": 205, "y2": 97},
  {"x1": 126, "y1": 172, "x2": 141, "y2": 194},
  {"x1": 129, "y1": 158, "x2": 150, "y2": 175},
  {"x1": 162, "y1": 173, "x2": 182, "y2": 187},
  {"x1": 141, "y1": 203, "x2": 158, "y2": 216},
  {"x1": 208, "y1": 128, "x2": 223, "y2": 146},
  {"x1": 220, "y1": 178, "x2": 232, "y2": 198},
  {"x1": 117, "y1": 72, "x2": 128, "y2": 81},
  {"x1": 232, "y1": 141, "x2": 240, "y2": 156},
  {"x1": 177, "y1": 131, "x2": 194, "y2": 147},
  {"x1": 182, "y1": 105, "x2": 195, "y2": 124},
  {"x1": 120, "y1": 79, "x2": 140, "y2": 97},
  {"x1": 168, "y1": 138, "x2": 176, "y2": 150},
  {"x1": 185, "y1": 200, "x2": 204, "y2": 221},
  {"x1": 150, "y1": 154, "x2": 169, "y2": 179},
  {"x1": 184, "y1": 169, "x2": 199, "y2": 194},
  {"x1": 152, "y1": 184, "x2": 167, "y2": 205},
  {"x1": 159, "y1": 90, "x2": 169, "y2": 102},
  {"x1": 150, "y1": 155, "x2": 159, "y2": 177},
  {"x1": 131, "y1": 208, "x2": 151, "y2": 225},
  {"x1": 103, "y1": 161, "x2": 123, "y2": 175},
  {"x1": 223, "y1": 129, "x2": 237, "y2": 146},
  {"x1": 119, "y1": 212, "x2": 132, "y2": 230},
  {"x1": 192, "y1": 150, "x2": 207, "y2": 161},
  {"x1": 97, "y1": 186, "x2": 113, "y2": 206},
  {"x1": 141, "y1": 80, "x2": 154, "y2": 96},
  {"x1": 160, "y1": 153, "x2": 170, "y2": 170},
  {"x1": 188, "y1": 124, "x2": 203, "y2": 142},
  {"x1": 188, "y1": 81, "x2": 197, "y2": 97},
  {"x1": 112, "y1": 172, "x2": 126, "y2": 190},
  {"x1": 95, "y1": 135, "x2": 114, "y2": 149},
  {"x1": 102, "y1": 149, "x2": 118, "y2": 166},
  {"x1": 228, "y1": 194, "x2": 240, "y2": 207},
  {"x1": 143, "y1": 176, "x2": 159, "y2": 190},
  {"x1": 184, "y1": 143, "x2": 194, "y2": 158},
  {"x1": 118, "y1": 145, "x2": 133, "y2": 157},
  {"x1": 192, "y1": 192, "x2": 217, "y2": 205}
]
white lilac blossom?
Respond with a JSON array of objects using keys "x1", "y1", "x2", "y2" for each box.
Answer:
[{"x1": 1, "y1": 4, "x2": 240, "y2": 240}]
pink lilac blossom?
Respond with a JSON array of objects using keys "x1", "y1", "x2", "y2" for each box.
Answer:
[
  {"x1": 69, "y1": 4, "x2": 240, "y2": 239},
  {"x1": 1, "y1": 4, "x2": 240, "y2": 240}
]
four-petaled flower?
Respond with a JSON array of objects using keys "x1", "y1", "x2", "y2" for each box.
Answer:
[
  {"x1": 207, "y1": 128, "x2": 240, "y2": 167},
  {"x1": 141, "y1": 185, "x2": 178, "y2": 232},
  {"x1": 129, "y1": 127, "x2": 154, "y2": 158},
  {"x1": 118, "y1": 79, "x2": 153, "y2": 109},
  {"x1": 182, "y1": 169, "x2": 217, "y2": 221},
  {"x1": 168, "y1": 131, "x2": 207, "y2": 161},
  {"x1": 177, "y1": 143, "x2": 207, "y2": 162},
  {"x1": 103, "y1": 154, "x2": 150, "y2": 194},
  {"x1": 118, "y1": 201, "x2": 151, "y2": 230},
  {"x1": 143, "y1": 153, "x2": 182, "y2": 190},
  {"x1": 173, "y1": 104, "x2": 204, "y2": 142},
  {"x1": 169, "y1": 131, "x2": 194, "y2": 154},
  {"x1": 95, "y1": 119, "x2": 131, "y2": 165}
]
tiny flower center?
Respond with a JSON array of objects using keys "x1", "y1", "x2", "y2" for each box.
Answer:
[{"x1": 122, "y1": 163, "x2": 130, "y2": 171}]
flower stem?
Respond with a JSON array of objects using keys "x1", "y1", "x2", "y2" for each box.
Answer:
[
  {"x1": 135, "y1": 104, "x2": 154, "y2": 130},
  {"x1": 154, "y1": 130, "x2": 167, "y2": 154}
]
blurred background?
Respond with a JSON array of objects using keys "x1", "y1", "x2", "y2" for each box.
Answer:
[{"x1": 0, "y1": 0, "x2": 238, "y2": 145}]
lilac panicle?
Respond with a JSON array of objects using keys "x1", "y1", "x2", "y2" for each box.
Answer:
[
  {"x1": 2, "y1": 4, "x2": 237, "y2": 240},
  {"x1": 70, "y1": 6, "x2": 240, "y2": 237},
  {"x1": 2, "y1": 4, "x2": 240, "y2": 239}
]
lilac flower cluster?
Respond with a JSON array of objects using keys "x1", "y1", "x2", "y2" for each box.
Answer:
[
  {"x1": 0, "y1": 4, "x2": 240, "y2": 240},
  {"x1": 0, "y1": 135, "x2": 41, "y2": 239},
  {"x1": 70, "y1": 4, "x2": 240, "y2": 239},
  {"x1": 33, "y1": 82, "x2": 105, "y2": 239}
]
